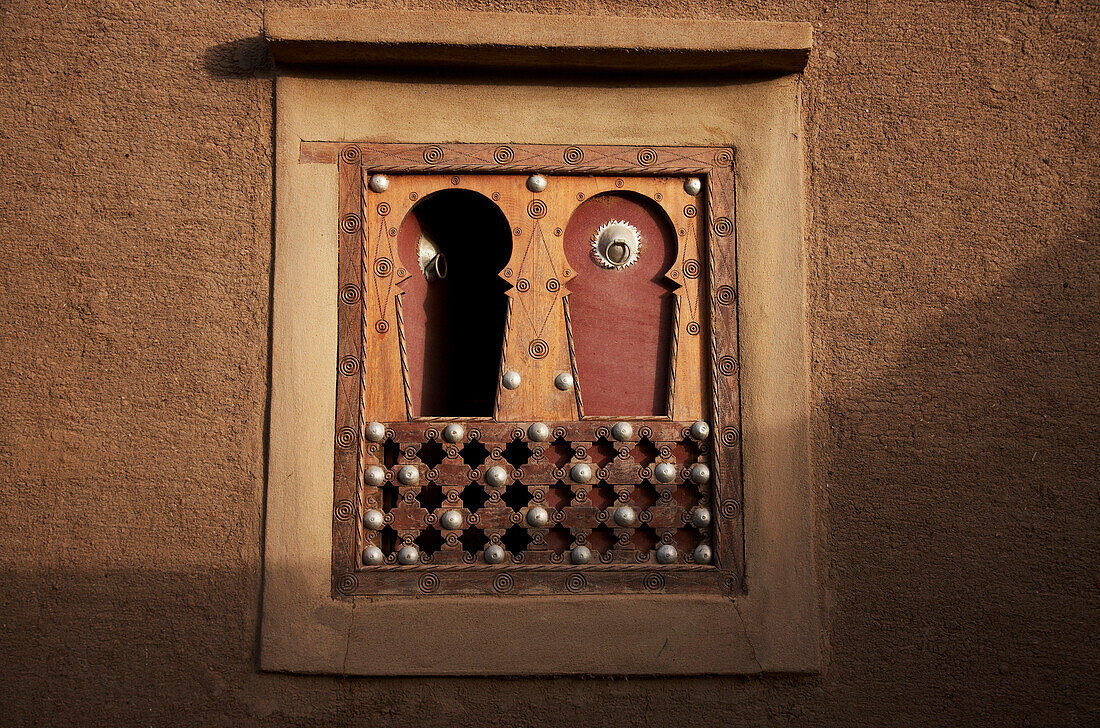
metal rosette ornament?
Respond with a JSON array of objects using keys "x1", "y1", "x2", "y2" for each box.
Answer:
[{"x1": 591, "y1": 220, "x2": 641, "y2": 270}]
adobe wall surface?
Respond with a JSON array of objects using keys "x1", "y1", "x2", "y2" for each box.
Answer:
[{"x1": 0, "y1": 1, "x2": 1095, "y2": 726}]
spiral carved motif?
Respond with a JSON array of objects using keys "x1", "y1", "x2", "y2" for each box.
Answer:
[
  {"x1": 573, "y1": 445, "x2": 588, "y2": 459},
  {"x1": 337, "y1": 572, "x2": 359, "y2": 594},
  {"x1": 713, "y1": 216, "x2": 734, "y2": 237},
  {"x1": 683, "y1": 204, "x2": 697, "y2": 218},
  {"x1": 333, "y1": 499, "x2": 354, "y2": 521},
  {"x1": 450, "y1": 176, "x2": 460, "y2": 186},
  {"x1": 339, "y1": 284, "x2": 361, "y2": 305},
  {"x1": 509, "y1": 427, "x2": 525, "y2": 441},
  {"x1": 423, "y1": 145, "x2": 444, "y2": 164},
  {"x1": 374, "y1": 257, "x2": 393, "y2": 277},
  {"x1": 683, "y1": 259, "x2": 701, "y2": 279},
  {"x1": 714, "y1": 148, "x2": 734, "y2": 167},
  {"x1": 643, "y1": 573, "x2": 666, "y2": 592},
  {"x1": 686, "y1": 321, "x2": 700, "y2": 336},
  {"x1": 721, "y1": 499, "x2": 740, "y2": 519},
  {"x1": 722, "y1": 426, "x2": 740, "y2": 447},
  {"x1": 490, "y1": 446, "x2": 504, "y2": 460},
  {"x1": 528, "y1": 338, "x2": 549, "y2": 359},
  {"x1": 638, "y1": 425, "x2": 653, "y2": 439},
  {"x1": 527, "y1": 199, "x2": 547, "y2": 219},
  {"x1": 468, "y1": 428, "x2": 482, "y2": 441},
  {"x1": 716, "y1": 285, "x2": 735, "y2": 306},
  {"x1": 637, "y1": 148, "x2": 658, "y2": 165},
  {"x1": 563, "y1": 146, "x2": 584, "y2": 164},
  {"x1": 418, "y1": 573, "x2": 440, "y2": 593},
  {"x1": 409, "y1": 191, "x2": 419, "y2": 201},
  {"x1": 491, "y1": 192, "x2": 501, "y2": 201},
  {"x1": 545, "y1": 278, "x2": 560, "y2": 292},
  {"x1": 427, "y1": 468, "x2": 440, "y2": 480},
  {"x1": 493, "y1": 573, "x2": 515, "y2": 593},
  {"x1": 718, "y1": 356, "x2": 737, "y2": 376},
  {"x1": 516, "y1": 278, "x2": 531, "y2": 292},
  {"x1": 615, "y1": 178, "x2": 624, "y2": 188},
  {"x1": 551, "y1": 426, "x2": 567, "y2": 440},
  {"x1": 339, "y1": 145, "x2": 361, "y2": 164},
  {"x1": 594, "y1": 426, "x2": 610, "y2": 439},
  {"x1": 376, "y1": 202, "x2": 390, "y2": 216},
  {"x1": 493, "y1": 145, "x2": 514, "y2": 164},
  {"x1": 424, "y1": 427, "x2": 439, "y2": 441},
  {"x1": 375, "y1": 320, "x2": 389, "y2": 334},
  {"x1": 467, "y1": 511, "x2": 480, "y2": 526},
  {"x1": 445, "y1": 532, "x2": 461, "y2": 548},
  {"x1": 565, "y1": 573, "x2": 587, "y2": 593},
  {"x1": 335, "y1": 427, "x2": 356, "y2": 449},
  {"x1": 655, "y1": 192, "x2": 663, "y2": 201},
  {"x1": 340, "y1": 213, "x2": 362, "y2": 234},
  {"x1": 338, "y1": 356, "x2": 360, "y2": 377}
]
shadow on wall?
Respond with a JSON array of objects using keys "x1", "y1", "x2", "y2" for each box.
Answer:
[{"x1": 204, "y1": 36, "x2": 274, "y2": 78}]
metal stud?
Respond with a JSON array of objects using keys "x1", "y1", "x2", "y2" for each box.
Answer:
[
  {"x1": 369, "y1": 174, "x2": 390, "y2": 193},
  {"x1": 691, "y1": 507, "x2": 712, "y2": 529},
  {"x1": 397, "y1": 544, "x2": 420, "y2": 565},
  {"x1": 442, "y1": 423, "x2": 465, "y2": 443},
  {"x1": 570, "y1": 545, "x2": 593, "y2": 564},
  {"x1": 502, "y1": 370, "x2": 521, "y2": 390},
  {"x1": 484, "y1": 544, "x2": 505, "y2": 564},
  {"x1": 365, "y1": 465, "x2": 386, "y2": 487},
  {"x1": 526, "y1": 174, "x2": 547, "y2": 193},
  {"x1": 527, "y1": 422, "x2": 550, "y2": 442},
  {"x1": 441, "y1": 509, "x2": 464, "y2": 530},
  {"x1": 683, "y1": 177, "x2": 702, "y2": 195},
  {"x1": 362, "y1": 545, "x2": 384, "y2": 565},
  {"x1": 690, "y1": 420, "x2": 711, "y2": 441},
  {"x1": 656, "y1": 544, "x2": 678, "y2": 564},
  {"x1": 690, "y1": 463, "x2": 711, "y2": 484},
  {"x1": 366, "y1": 421, "x2": 386, "y2": 442},
  {"x1": 693, "y1": 544, "x2": 713, "y2": 563},
  {"x1": 613, "y1": 506, "x2": 637, "y2": 527},
  {"x1": 526, "y1": 506, "x2": 549, "y2": 528},
  {"x1": 485, "y1": 465, "x2": 508, "y2": 487},
  {"x1": 611, "y1": 421, "x2": 633, "y2": 441},
  {"x1": 363, "y1": 509, "x2": 385, "y2": 530},
  {"x1": 554, "y1": 372, "x2": 574, "y2": 391},
  {"x1": 654, "y1": 463, "x2": 677, "y2": 483},
  {"x1": 397, "y1": 465, "x2": 420, "y2": 485},
  {"x1": 570, "y1": 463, "x2": 593, "y2": 484}
]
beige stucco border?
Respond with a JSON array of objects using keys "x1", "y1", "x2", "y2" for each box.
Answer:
[{"x1": 262, "y1": 13, "x2": 817, "y2": 675}]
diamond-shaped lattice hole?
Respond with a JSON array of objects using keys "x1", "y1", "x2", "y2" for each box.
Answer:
[
  {"x1": 379, "y1": 526, "x2": 398, "y2": 554},
  {"x1": 545, "y1": 482, "x2": 572, "y2": 509},
  {"x1": 587, "y1": 482, "x2": 617, "y2": 509},
  {"x1": 460, "y1": 527, "x2": 488, "y2": 554},
  {"x1": 587, "y1": 524, "x2": 615, "y2": 554},
  {"x1": 502, "y1": 439, "x2": 532, "y2": 468},
  {"x1": 461, "y1": 485, "x2": 488, "y2": 512},
  {"x1": 381, "y1": 483, "x2": 400, "y2": 510},
  {"x1": 417, "y1": 440, "x2": 446, "y2": 468},
  {"x1": 630, "y1": 525, "x2": 659, "y2": 553},
  {"x1": 546, "y1": 437, "x2": 574, "y2": 467},
  {"x1": 382, "y1": 439, "x2": 400, "y2": 468},
  {"x1": 632, "y1": 481, "x2": 659, "y2": 509},
  {"x1": 503, "y1": 483, "x2": 530, "y2": 510},
  {"x1": 592, "y1": 437, "x2": 617, "y2": 467},
  {"x1": 418, "y1": 483, "x2": 445, "y2": 512},
  {"x1": 631, "y1": 436, "x2": 659, "y2": 467},
  {"x1": 415, "y1": 528, "x2": 444, "y2": 555},
  {"x1": 502, "y1": 524, "x2": 530, "y2": 554},
  {"x1": 460, "y1": 439, "x2": 490, "y2": 468},
  {"x1": 546, "y1": 526, "x2": 571, "y2": 554}
]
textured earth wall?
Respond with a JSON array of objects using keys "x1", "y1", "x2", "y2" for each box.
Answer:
[{"x1": 0, "y1": 1, "x2": 1096, "y2": 725}]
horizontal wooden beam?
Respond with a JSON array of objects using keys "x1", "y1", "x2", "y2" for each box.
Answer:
[{"x1": 264, "y1": 9, "x2": 812, "y2": 74}]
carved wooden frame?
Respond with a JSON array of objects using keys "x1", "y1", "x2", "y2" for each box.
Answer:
[{"x1": 306, "y1": 142, "x2": 743, "y2": 598}]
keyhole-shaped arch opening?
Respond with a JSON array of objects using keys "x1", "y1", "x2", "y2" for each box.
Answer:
[{"x1": 396, "y1": 189, "x2": 512, "y2": 416}]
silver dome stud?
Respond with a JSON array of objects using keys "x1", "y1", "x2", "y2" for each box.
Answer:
[
  {"x1": 613, "y1": 506, "x2": 637, "y2": 527},
  {"x1": 691, "y1": 507, "x2": 712, "y2": 529},
  {"x1": 570, "y1": 463, "x2": 593, "y2": 484},
  {"x1": 690, "y1": 464, "x2": 711, "y2": 484},
  {"x1": 591, "y1": 220, "x2": 642, "y2": 270},
  {"x1": 397, "y1": 544, "x2": 420, "y2": 565},
  {"x1": 656, "y1": 544, "x2": 678, "y2": 564},
  {"x1": 570, "y1": 545, "x2": 593, "y2": 564},
  {"x1": 526, "y1": 506, "x2": 549, "y2": 528},
  {"x1": 363, "y1": 509, "x2": 385, "y2": 530},
  {"x1": 362, "y1": 545, "x2": 384, "y2": 565},
  {"x1": 693, "y1": 544, "x2": 713, "y2": 563},
  {"x1": 365, "y1": 465, "x2": 386, "y2": 487},
  {"x1": 397, "y1": 465, "x2": 420, "y2": 485},
  {"x1": 485, "y1": 465, "x2": 508, "y2": 487},
  {"x1": 366, "y1": 421, "x2": 386, "y2": 442},
  {"x1": 690, "y1": 420, "x2": 711, "y2": 440},
  {"x1": 502, "y1": 370, "x2": 521, "y2": 390},
  {"x1": 527, "y1": 422, "x2": 550, "y2": 442},
  {"x1": 441, "y1": 509, "x2": 464, "y2": 530},
  {"x1": 654, "y1": 463, "x2": 677, "y2": 483},
  {"x1": 611, "y1": 421, "x2": 633, "y2": 441},
  {"x1": 442, "y1": 423, "x2": 465, "y2": 443},
  {"x1": 484, "y1": 544, "x2": 505, "y2": 564},
  {"x1": 526, "y1": 174, "x2": 547, "y2": 193},
  {"x1": 683, "y1": 177, "x2": 702, "y2": 195},
  {"x1": 554, "y1": 372, "x2": 574, "y2": 391},
  {"x1": 368, "y1": 174, "x2": 390, "y2": 193}
]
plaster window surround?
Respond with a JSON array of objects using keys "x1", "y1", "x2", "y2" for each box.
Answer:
[{"x1": 261, "y1": 8, "x2": 818, "y2": 676}]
